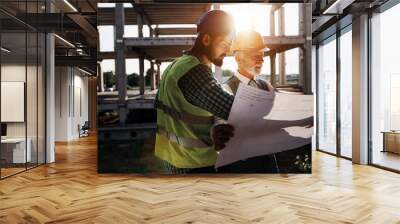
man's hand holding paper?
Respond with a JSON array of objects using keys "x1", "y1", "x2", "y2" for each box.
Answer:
[{"x1": 216, "y1": 83, "x2": 314, "y2": 168}]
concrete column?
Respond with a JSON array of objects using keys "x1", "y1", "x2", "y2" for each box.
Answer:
[
  {"x1": 115, "y1": 3, "x2": 126, "y2": 103},
  {"x1": 156, "y1": 63, "x2": 161, "y2": 87},
  {"x1": 138, "y1": 14, "x2": 143, "y2": 38},
  {"x1": 149, "y1": 26, "x2": 155, "y2": 91},
  {"x1": 269, "y1": 8, "x2": 276, "y2": 86},
  {"x1": 312, "y1": 45, "x2": 317, "y2": 150},
  {"x1": 299, "y1": 4, "x2": 305, "y2": 89},
  {"x1": 278, "y1": 7, "x2": 286, "y2": 86},
  {"x1": 155, "y1": 25, "x2": 159, "y2": 37},
  {"x1": 149, "y1": 25, "x2": 154, "y2": 37},
  {"x1": 352, "y1": 14, "x2": 369, "y2": 165},
  {"x1": 88, "y1": 76, "x2": 97, "y2": 132},
  {"x1": 137, "y1": 13, "x2": 145, "y2": 95},
  {"x1": 150, "y1": 61, "x2": 156, "y2": 90},
  {"x1": 115, "y1": 3, "x2": 127, "y2": 125},
  {"x1": 270, "y1": 53, "x2": 276, "y2": 87},
  {"x1": 54, "y1": 67, "x2": 73, "y2": 141},
  {"x1": 46, "y1": 0, "x2": 55, "y2": 163},
  {"x1": 139, "y1": 56, "x2": 145, "y2": 95},
  {"x1": 300, "y1": 4, "x2": 312, "y2": 94},
  {"x1": 97, "y1": 62, "x2": 104, "y2": 92},
  {"x1": 270, "y1": 8, "x2": 275, "y2": 37}
]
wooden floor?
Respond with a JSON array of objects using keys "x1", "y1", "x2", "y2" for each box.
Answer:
[
  {"x1": 1, "y1": 167, "x2": 26, "y2": 178},
  {"x1": 1, "y1": 135, "x2": 400, "y2": 224},
  {"x1": 372, "y1": 150, "x2": 400, "y2": 171}
]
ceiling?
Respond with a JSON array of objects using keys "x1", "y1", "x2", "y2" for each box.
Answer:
[{"x1": 98, "y1": 3, "x2": 211, "y2": 25}]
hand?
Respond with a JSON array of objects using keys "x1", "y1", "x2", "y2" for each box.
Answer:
[
  {"x1": 211, "y1": 123, "x2": 234, "y2": 151},
  {"x1": 290, "y1": 116, "x2": 314, "y2": 128},
  {"x1": 304, "y1": 116, "x2": 314, "y2": 128}
]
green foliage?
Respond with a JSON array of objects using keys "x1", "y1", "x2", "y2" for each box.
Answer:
[
  {"x1": 126, "y1": 69, "x2": 153, "y2": 89},
  {"x1": 294, "y1": 154, "x2": 311, "y2": 172},
  {"x1": 103, "y1": 71, "x2": 115, "y2": 88},
  {"x1": 127, "y1": 73, "x2": 139, "y2": 88}
]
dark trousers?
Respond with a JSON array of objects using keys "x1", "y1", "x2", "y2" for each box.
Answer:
[
  {"x1": 217, "y1": 144, "x2": 312, "y2": 174},
  {"x1": 217, "y1": 155, "x2": 279, "y2": 173}
]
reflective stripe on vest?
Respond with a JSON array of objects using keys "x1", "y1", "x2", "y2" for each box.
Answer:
[
  {"x1": 155, "y1": 100, "x2": 214, "y2": 125},
  {"x1": 158, "y1": 126, "x2": 213, "y2": 148},
  {"x1": 155, "y1": 55, "x2": 216, "y2": 168}
]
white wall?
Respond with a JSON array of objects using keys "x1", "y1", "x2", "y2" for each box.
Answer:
[
  {"x1": 71, "y1": 72, "x2": 89, "y2": 138},
  {"x1": 55, "y1": 67, "x2": 89, "y2": 141},
  {"x1": 1, "y1": 64, "x2": 41, "y2": 138},
  {"x1": 55, "y1": 66, "x2": 69, "y2": 141},
  {"x1": 1, "y1": 65, "x2": 26, "y2": 139},
  {"x1": 1, "y1": 63, "x2": 46, "y2": 164}
]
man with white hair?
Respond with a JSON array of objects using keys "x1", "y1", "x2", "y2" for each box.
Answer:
[
  {"x1": 219, "y1": 30, "x2": 312, "y2": 173},
  {"x1": 216, "y1": 30, "x2": 281, "y2": 173},
  {"x1": 223, "y1": 30, "x2": 274, "y2": 95}
]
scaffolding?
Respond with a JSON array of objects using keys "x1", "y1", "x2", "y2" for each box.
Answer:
[
  {"x1": 96, "y1": 3, "x2": 312, "y2": 173},
  {"x1": 97, "y1": 3, "x2": 312, "y2": 128}
]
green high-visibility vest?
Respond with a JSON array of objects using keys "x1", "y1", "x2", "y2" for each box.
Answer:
[{"x1": 155, "y1": 54, "x2": 216, "y2": 168}]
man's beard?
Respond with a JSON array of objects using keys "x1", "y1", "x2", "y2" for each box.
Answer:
[
  {"x1": 205, "y1": 46, "x2": 225, "y2": 67},
  {"x1": 245, "y1": 66, "x2": 261, "y2": 78}
]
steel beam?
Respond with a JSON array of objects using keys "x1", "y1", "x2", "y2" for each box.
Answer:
[
  {"x1": 312, "y1": 15, "x2": 334, "y2": 33},
  {"x1": 98, "y1": 51, "x2": 139, "y2": 60},
  {"x1": 323, "y1": 0, "x2": 356, "y2": 14},
  {"x1": 98, "y1": 99, "x2": 155, "y2": 111},
  {"x1": 264, "y1": 36, "x2": 306, "y2": 45},
  {"x1": 154, "y1": 27, "x2": 197, "y2": 36},
  {"x1": 55, "y1": 56, "x2": 96, "y2": 66},
  {"x1": 66, "y1": 14, "x2": 96, "y2": 35},
  {"x1": 97, "y1": 4, "x2": 211, "y2": 26},
  {"x1": 125, "y1": 37, "x2": 196, "y2": 46},
  {"x1": 265, "y1": 45, "x2": 301, "y2": 57},
  {"x1": 125, "y1": 36, "x2": 305, "y2": 47},
  {"x1": 52, "y1": 0, "x2": 77, "y2": 12}
]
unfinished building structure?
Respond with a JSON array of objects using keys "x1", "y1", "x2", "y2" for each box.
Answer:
[{"x1": 97, "y1": 2, "x2": 312, "y2": 172}]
